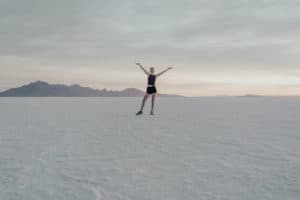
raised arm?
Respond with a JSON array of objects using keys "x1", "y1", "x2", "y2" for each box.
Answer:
[
  {"x1": 136, "y1": 63, "x2": 150, "y2": 75},
  {"x1": 156, "y1": 67, "x2": 173, "y2": 77}
]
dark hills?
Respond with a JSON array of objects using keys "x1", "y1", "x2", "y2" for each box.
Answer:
[{"x1": 0, "y1": 81, "x2": 182, "y2": 97}]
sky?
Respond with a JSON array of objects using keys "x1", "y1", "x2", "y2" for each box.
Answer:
[{"x1": 1, "y1": 0, "x2": 300, "y2": 96}]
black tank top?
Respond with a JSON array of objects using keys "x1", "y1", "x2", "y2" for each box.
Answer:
[{"x1": 148, "y1": 75, "x2": 156, "y2": 86}]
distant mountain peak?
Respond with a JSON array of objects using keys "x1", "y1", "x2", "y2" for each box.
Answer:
[{"x1": 30, "y1": 81, "x2": 49, "y2": 85}]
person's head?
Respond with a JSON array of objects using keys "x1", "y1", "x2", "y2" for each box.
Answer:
[{"x1": 150, "y1": 67, "x2": 155, "y2": 74}]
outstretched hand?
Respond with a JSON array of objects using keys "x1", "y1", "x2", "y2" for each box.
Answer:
[
  {"x1": 136, "y1": 63, "x2": 142, "y2": 66},
  {"x1": 168, "y1": 67, "x2": 173, "y2": 70}
]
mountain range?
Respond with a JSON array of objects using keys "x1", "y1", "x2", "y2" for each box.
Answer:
[{"x1": 0, "y1": 81, "x2": 182, "y2": 97}]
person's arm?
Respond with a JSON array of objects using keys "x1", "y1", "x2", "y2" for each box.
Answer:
[
  {"x1": 156, "y1": 67, "x2": 173, "y2": 77},
  {"x1": 136, "y1": 63, "x2": 150, "y2": 75}
]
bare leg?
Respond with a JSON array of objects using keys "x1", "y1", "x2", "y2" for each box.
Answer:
[
  {"x1": 140, "y1": 94, "x2": 149, "y2": 112},
  {"x1": 151, "y1": 94, "x2": 156, "y2": 115}
]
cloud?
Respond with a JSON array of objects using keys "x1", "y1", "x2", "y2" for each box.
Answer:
[{"x1": 1, "y1": 0, "x2": 300, "y2": 95}]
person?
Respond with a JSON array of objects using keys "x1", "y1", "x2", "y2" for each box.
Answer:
[{"x1": 135, "y1": 63, "x2": 173, "y2": 115}]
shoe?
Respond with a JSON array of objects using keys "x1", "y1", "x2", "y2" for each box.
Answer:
[
  {"x1": 136, "y1": 111, "x2": 143, "y2": 115},
  {"x1": 150, "y1": 111, "x2": 154, "y2": 115}
]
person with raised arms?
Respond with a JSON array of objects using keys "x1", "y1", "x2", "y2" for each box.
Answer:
[{"x1": 135, "y1": 63, "x2": 173, "y2": 115}]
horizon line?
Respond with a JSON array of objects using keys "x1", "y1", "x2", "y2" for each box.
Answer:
[{"x1": 1, "y1": 80, "x2": 300, "y2": 98}]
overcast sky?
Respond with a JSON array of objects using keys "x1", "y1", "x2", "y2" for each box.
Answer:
[{"x1": 1, "y1": 0, "x2": 300, "y2": 96}]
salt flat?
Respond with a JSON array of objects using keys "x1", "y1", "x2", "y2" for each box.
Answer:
[{"x1": 0, "y1": 97, "x2": 300, "y2": 200}]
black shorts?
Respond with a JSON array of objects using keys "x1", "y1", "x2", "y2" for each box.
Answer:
[{"x1": 147, "y1": 86, "x2": 157, "y2": 94}]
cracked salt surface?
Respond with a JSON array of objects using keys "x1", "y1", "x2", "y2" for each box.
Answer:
[{"x1": 0, "y1": 97, "x2": 300, "y2": 200}]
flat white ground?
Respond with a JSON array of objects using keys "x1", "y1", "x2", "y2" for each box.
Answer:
[{"x1": 0, "y1": 97, "x2": 299, "y2": 200}]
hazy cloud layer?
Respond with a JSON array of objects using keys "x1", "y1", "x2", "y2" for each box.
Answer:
[{"x1": 1, "y1": 0, "x2": 300, "y2": 95}]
